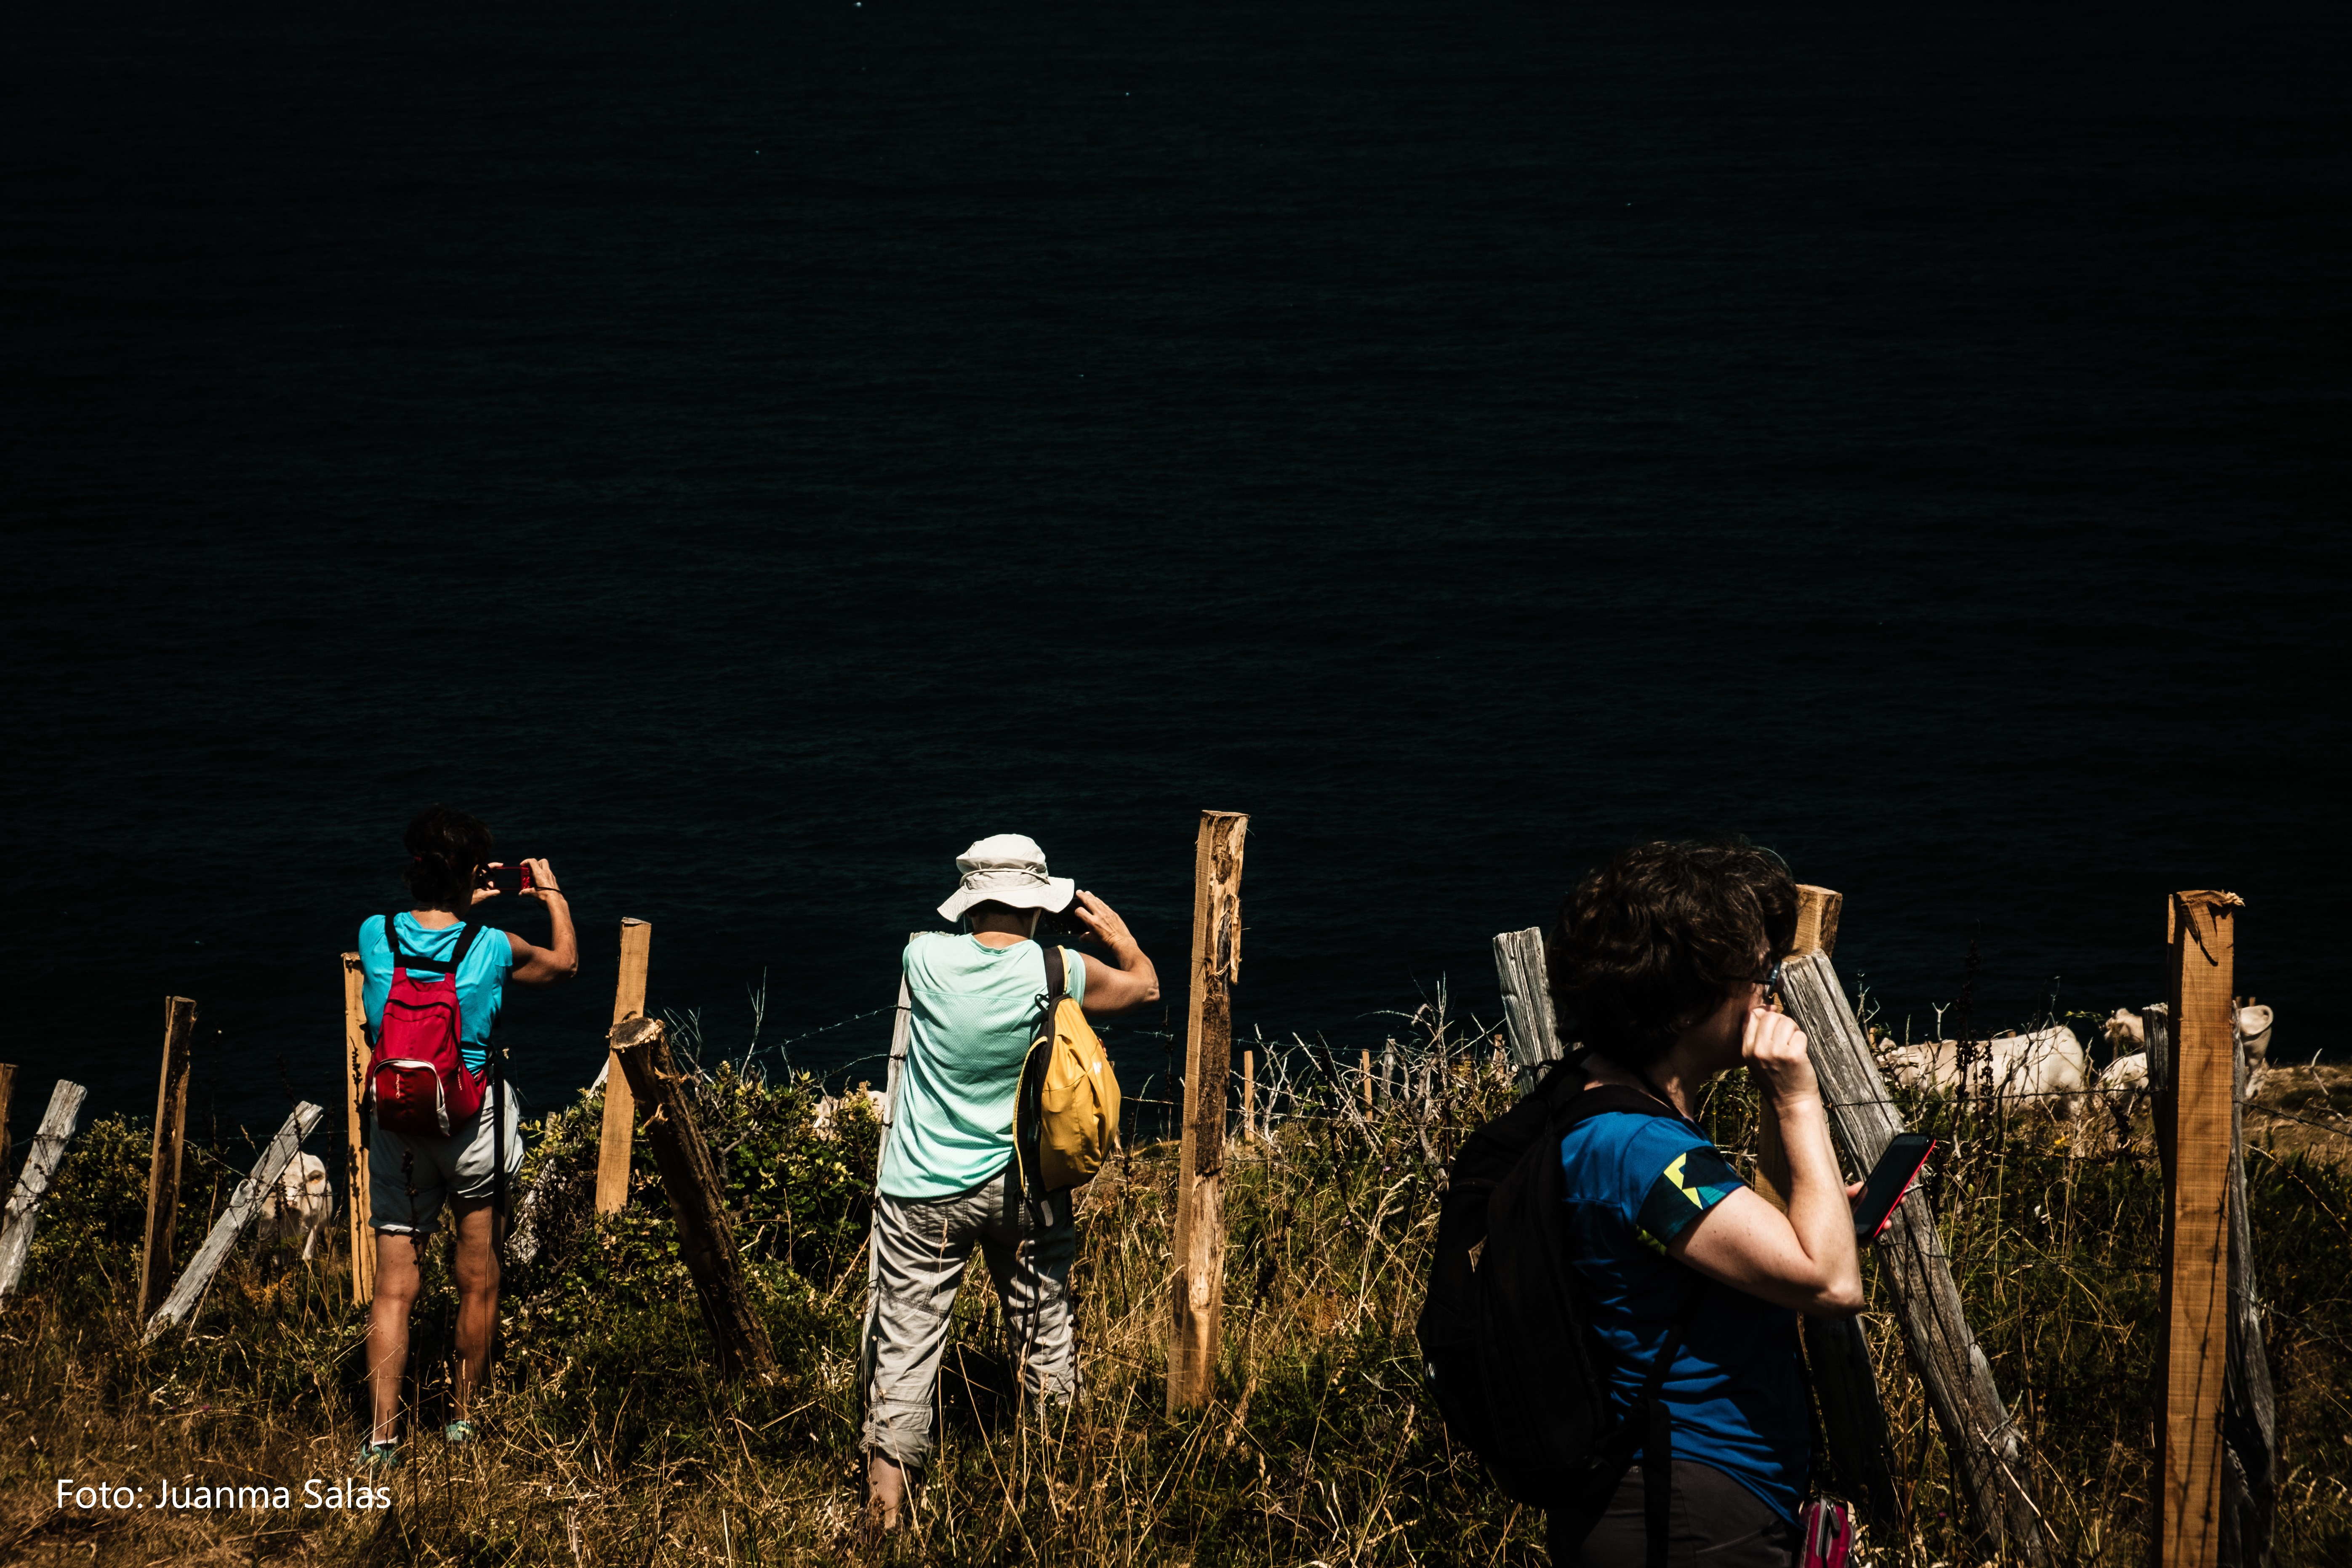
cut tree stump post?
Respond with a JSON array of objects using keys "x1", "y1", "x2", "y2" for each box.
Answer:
[
  {"x1": 145, "y1": 1102, "x2": 322, "y2": 1338},
  {"x1": 1782, "y1": 948, "x2": 2047, "y2": 1562},
  {"x1": 2158, "y1": 890, "x2": 2242, "y2": 1568},
  {"x1": 137, "y1": 997, "x2": 199, "y2": 1321},
  {"x1": 1492, "y1": 926, "x2": 1564, "y2": 1089},
  {"x1": 341, "y1": 953, "x2": 374, "y2": 1304},
  {"x1": 0, "y1": 1081, "x2": 90, "y2": 1297},
  {"x1": 596, "y1": 918, "x2": 653, "y2": 1215},
  {"x1": 1241, "y1": 1047, "x2": 1255, "y2": 1142},
  {"x1": 611, "y1": 1016, "x2": 778, "y2": 1382},
  {"x1": 1169, "y1": 809, "x2": 1247, "y2": 1414}
]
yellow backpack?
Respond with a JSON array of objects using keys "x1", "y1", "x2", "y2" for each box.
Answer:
[{"x1": 1015, "y1": 945, "x2": 1121, "y2": 1193}]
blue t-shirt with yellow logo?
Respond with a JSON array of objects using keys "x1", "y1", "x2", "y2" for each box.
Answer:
[{"x1": 1559, "y1": 1109, "x2": 1808, "y2": 1522}]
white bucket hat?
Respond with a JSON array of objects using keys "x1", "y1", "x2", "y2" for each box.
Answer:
[{"x1": 936, "y1": 833, "x2": 1076, "y2": 923}]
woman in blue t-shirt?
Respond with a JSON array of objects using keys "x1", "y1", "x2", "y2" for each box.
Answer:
[
  {"x1": 358, "y1": 804, "x2": 578, "y2": 1467},
  {"x1": 1545, "y1": 841, "x2": 1865, "y2": 1567}
]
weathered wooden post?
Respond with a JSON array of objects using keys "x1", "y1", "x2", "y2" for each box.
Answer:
[
  {"x1": 611, "y1": 1016, "x2": 778, "y2": 1382},
  {"x1": 137, "y1": 998, "x2": 200, "y2": 1321},
  {"x1": 1755, "y1": 886, "x2": 1842, "y2": 1209},
  {"x1": 0, "y1": 1081, "x2": 90, "y2": 1297},
  {"x1": 1491, "y1": 926, "x2": 1564, "y2": 1088},
  {"x1": 1359, "y1": 1048, "x2": 1374, "y2": 1109},
  {"x1": 146, "y1": 1102, "x2": 323, "y2": 1337},
  {"x1": 1782, "y1": 949, "x2": 2047, "y2": 1562},
  {"x1": 2158, "y1": 890, "x2": 2241, "y2": 1568},
  {"x1": 0, "y1": 1062, "x2": 14, "y2": 1180},
  {"x1": 341, "y1": 953, "x2": 376, "y2": 1304},
  {"x1": 1750, "y1": 889, "x2": 1901, "y2": 1534},
  {"x1": 1169, "y1": 809, "x2": 1246, "y2": 1414},
  {"x1": 596, "y1": 917, "x2": 653, "y2": 1215}
]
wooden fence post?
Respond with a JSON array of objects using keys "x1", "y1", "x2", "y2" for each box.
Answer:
[
  {"x1": 1491, "y1": 926, "x2": 1564, "y2": 1088},
  {"x1": 137, "y1": 998, "x2": 199, "y2": 1320},
  {"x1": 611, "y1": 1016, "x2": 778, "y2": 1382},
  {"x1": 341, "y1": 954, "x2": 375, "y2": 1304},
  {"x1": 145, "y1": 1102, "x2": 323, "y2": 1337},
  {"x1": 2158, "y1": 890, "x2": 2241, "y2": 1568},
  {"x1": 0, "y1": 1081, "x2": 90, "y2": 1297},
  {"x1": 1782, "y1": 949, "x2": 2047, "y2": 1561},
  {"x1": 1752, "y1": 889, "x2": 1901, "y2": 1533},
  {"x1": 1359, "y1": 1048, "x2": 1374, "y2": 1109},
  {"x1": 597, "y1": 918, "x2": 653, "y2": 1215},
  {"x1": 1169, "y1": 809, "x2": 1247, "y2": 1414},
  {"x1": 1241, "y1": 1048, "x2": 1255, "y2": 1142}
]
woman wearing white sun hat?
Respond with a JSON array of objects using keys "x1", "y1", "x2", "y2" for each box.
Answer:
[{"x1": 860, "y1": 833, "x2": 1159, "y2": 1533}]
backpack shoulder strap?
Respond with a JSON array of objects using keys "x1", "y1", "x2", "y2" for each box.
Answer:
[
  {"x1": 1042, "y1": 942, "x2": 1067, "y2": 1006},
  {"x1": 450, "y1": 919, "x2": 484, "y2": 968},
  {"x1": 384, "y1": 912, "x2": 414, "y2": 969}
]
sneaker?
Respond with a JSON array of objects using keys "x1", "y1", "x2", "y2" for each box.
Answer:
[
  {"x1": 444, "y1": 1420, "x2": 477, "y2": 1446},
  {"x1": 358, "y1": 1440, "x2": 402, "y2": 1469}
]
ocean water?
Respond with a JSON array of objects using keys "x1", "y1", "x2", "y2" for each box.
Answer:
[{"x1": 5, "y1": 0, "x2": 2347, "y2": 1138}]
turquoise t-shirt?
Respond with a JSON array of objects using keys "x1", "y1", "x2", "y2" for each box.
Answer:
[
  {"x1": 359, "y1": 913, "x2": 516, "y2": 1077},
  {"x1": 879, "y1": 933, "x2": 1087, "y2": 1201},
  {"x1": 1559, "y1": 1110, "x2": 1809, "y2": 1522}
]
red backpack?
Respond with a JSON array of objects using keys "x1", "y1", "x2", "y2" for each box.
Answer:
[{"x1": 368, "y1": 914, "x2": 487, "y2": 1136}]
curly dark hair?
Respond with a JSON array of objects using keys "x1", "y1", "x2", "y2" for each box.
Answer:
[
  {"x1": 402, "y1": 804, "x2": 496, "y2": 909},
  {"x1": 1547, "y1": 839, "x2": 1798, "y2": 1070}
]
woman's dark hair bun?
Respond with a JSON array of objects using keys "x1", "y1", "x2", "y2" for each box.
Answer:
[{"x1": 402, "y1": 804, "x2": 496, "y2": 908}]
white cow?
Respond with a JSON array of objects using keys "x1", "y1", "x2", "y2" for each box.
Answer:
[
  {"x1": 812, "y1": 1085, "x2": 887, "y2": 1141},
  {"x1": 1878, "y1": 1025, "x2": 2092, "y2": 1117},
  {"x1": 257, "y1": 1153, "x2": 335, "y2": 1259}
]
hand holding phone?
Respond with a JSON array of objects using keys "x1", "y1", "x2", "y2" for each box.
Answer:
[
  {"x1": 480, "y1": 862, "x2": 536, "y2": 897},
  {"x1": 1852, "y1": 1133, "x2": 1936, "y2": 1241}
]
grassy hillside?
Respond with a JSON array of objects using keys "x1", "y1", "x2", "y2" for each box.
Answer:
[{"x1": 3, "y1": 1037, "x2": 2349, "y2": 1565}]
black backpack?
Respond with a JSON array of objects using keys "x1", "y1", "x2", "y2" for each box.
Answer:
[{"x1": 1415, "y1": 1059, "x2": 1696, "y2": 1566}]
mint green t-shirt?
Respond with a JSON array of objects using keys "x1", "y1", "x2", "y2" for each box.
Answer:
[{"x1": 878, "y1": 932, "x2": 1087, "y2": 1201}]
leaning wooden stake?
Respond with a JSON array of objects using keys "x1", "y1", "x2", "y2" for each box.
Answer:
[
  {"x1": 146, "y1": 1102, "x2": 323, "y2": 1337},
  {"x1": 1755, "y1": 889, "x2": 1901, "y2": 1534},
  {"x1": 596, "y1": 918, "x2": 654, "y2": 1215},
  {"x1": 1782, "y1": 948, "x2": 2048, "y2": 1562},
  {"x1": 2158, "y1": 890, "x2": 2241, "y2": 1568},
  {"x1": 341, "y1": 953, "x2": 375, "y2": 1304},
  {"x1": 612, "y1": 1016, "x2": 778, "y2": 1382},
  {"x1": 1169, "y1": 809, "x2": 1247, "y2": 1414},
  {"x1": 0, "y1": 1081, "x2": 90, "y2": 1297},
  {"x1": 1491, "y1": 926, "x2": 1564, "y2": 1087},
  {"x1": 137, "y1": 998, "x2": 200, "y2": 1320}
]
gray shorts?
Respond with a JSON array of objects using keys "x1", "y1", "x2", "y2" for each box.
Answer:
[{"x1": 368, "y1": 1081, "x2": 524, "y2": 1238}]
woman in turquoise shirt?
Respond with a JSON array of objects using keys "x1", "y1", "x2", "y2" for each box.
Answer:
[{"x1": 358, "y1": 804, "x2": 578, "y2": 1466}]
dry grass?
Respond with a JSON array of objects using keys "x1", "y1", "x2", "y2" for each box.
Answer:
[{"x1": 4, "y1": 1026, "x2": 2350, "y2": 1566}]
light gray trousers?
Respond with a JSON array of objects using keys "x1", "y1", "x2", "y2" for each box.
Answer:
[{"x1": 860, "y1": 1161, "x2": 1076, "y2": 1467}]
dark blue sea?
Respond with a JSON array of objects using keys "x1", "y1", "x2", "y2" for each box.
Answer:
[{"x1": 6, "y1": 0, "x2": 2347, "y2": 1140}]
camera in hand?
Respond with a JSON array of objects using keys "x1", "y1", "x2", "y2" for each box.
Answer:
[
  {"x1": 480, "y1": 863, "x2": 535, "y2": 896},
  {"x1": 1040, "y1": 903, "x2": 1089, "y2": 939}
]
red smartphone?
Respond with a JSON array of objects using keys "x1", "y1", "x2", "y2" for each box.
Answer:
[
  {"x1": 480, "y1": 862, "x2": 535, "y2": 896},
  {"x1": 1853, "y1": 1133, "x2": 1937, "y2": 1241}
]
